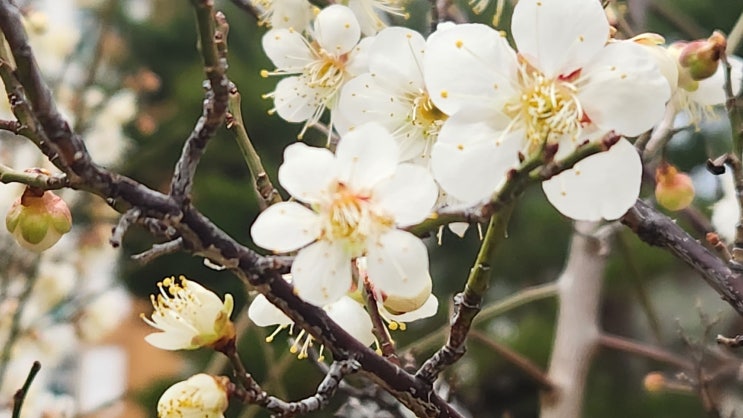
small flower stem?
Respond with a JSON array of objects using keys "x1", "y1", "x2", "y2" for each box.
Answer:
[
  {"x1": 361, "y1": 277, "x2": 398, "y2": 363},
  {"x1": 226, "y1": 85, "x2": 281, "y2": 207},
  {"x1": 416, "y1": 201, "x2": 515, "y2": 384},
  {"x1": 11, "y1": 361, "x2": 41, "y2": 418},
  {"x1": 0, "y1": 163, "x2": 69, "y2": 189},
  {"x1": 407, "y1": 136, "x2": 617, "y2": 236}
]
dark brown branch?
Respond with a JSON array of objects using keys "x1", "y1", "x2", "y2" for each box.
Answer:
[
  {"x1": 621, "y1": 199, "x2": 743, "y2": 316},
  {"x1": 169, "y1": 3, "x2": 230, "y2": 203},
  {"x1": 0, "y1": 3, "x2": 462, "y2": 416}
]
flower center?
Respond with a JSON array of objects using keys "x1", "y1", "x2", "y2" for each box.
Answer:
[
  {"x1": 154, "y1": 276, "x2": 197, "y2": 317},
  {"x1": 411, "y1": 90, "x2": 447, "y2": 139},
  {"x1": 321, "y1": 182, "x2": 393, "y2": 254},
  {"x1": 504, "y1": 67, "x2": 584, "y2": 155},
  {"x1": 306, "y1": 46, "x2": 348, "y2": 90}
]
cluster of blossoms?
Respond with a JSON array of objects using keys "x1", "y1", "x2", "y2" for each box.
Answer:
[
  {"x1": 138, "y1": 1, "x2": 742, "y2": 417},
  {"x1": 255, "y1": 0, "x2": 681, "y2": 319},
  {"x1": 0, "y1": 1, "x2": 149, "y2": 417},
  {"x1": 251, "y1": 0, "x2": 742, "y2": 369}
]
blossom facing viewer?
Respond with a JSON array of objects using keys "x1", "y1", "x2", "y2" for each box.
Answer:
[
  {"x1": 261, "y1": 4, "x2": 370, "y2": 138},
  {"x1": 157, "y1": 374, "x2": 230, "y2": 418},
  {"x1": 142, "y1": 276, "x2": 235, "y2": 351},
  {"x1": 250, "y1": 123, "x2": 438, "y2": 308},
  {"x1": 423, "y1": 0, "x2": 670, "y2": 221}
]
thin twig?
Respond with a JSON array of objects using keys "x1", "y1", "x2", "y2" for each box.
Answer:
[
  {"x1": 599, "y1": 333, "x2": 693, "y2": 370},
  {"x1": 0, "y1": 163, "x2": 68, "y2": 189},
  {"x1": 469, "y1": 331, "x2": 555, "y2": 392},
  {"x1": 416, "y1": 202, "x2": 515, "y2": 384},
  {"x1": 132, "y1": 238, "x2": 184, "y2": 264},
  {"x1": 169, "y1": 3, "x2": 230, "y2": 203},
  {"x1": 109, "y1": 207, "x2": 141, "y2": 247},
  {"x1": 226, "y1": 84, "x2": 281, "y2": 208},
  {"x1": 11, "y1": 361, "x2": 41, "y2": 418}
]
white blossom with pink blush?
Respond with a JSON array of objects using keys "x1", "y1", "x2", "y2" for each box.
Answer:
[
  {"x1": 250, "y1": 123, "x2": 438, "y2": 307},
  {"x1": 261, "y1": 5, "x2": 371, "y2": 138},
  {"x1": 424, "y1": 0, "x2": 670, "y2": 221}
]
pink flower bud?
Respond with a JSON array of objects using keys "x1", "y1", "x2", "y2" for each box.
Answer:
[
  {"x1": 6, "y1": 188, "x2": 72, "y2": 252},
  {"x1": 655, "y1": 163, "x2": 695, "y2": 211},
  {"x1": 677, "y1": 32, "x2": 727, "y2": 81}
]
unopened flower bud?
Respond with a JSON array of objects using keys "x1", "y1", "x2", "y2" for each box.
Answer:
[
  {"x1": 677, "y1": 32, "x2": 727, "y2": 81},
  {"x1": 655, "y1": 163, "x2": 695, "y2": 211},
  {"x1": 6, "y1": 187, "x2": 72, "y2": 252},
  {"x1": 643, "y1": 372, "x2": 666, "y2": 393},
  {"x1": 381, "y1": 279, "x2": 432, "y2": 315},
  {"x1": 157, "y1": 374, "x2": 230, "y2": 418}
]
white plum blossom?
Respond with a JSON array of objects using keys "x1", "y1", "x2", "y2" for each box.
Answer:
[
  {"x1": 424, "y1": 0, "x2": 671, "y2": 221},
  {"x1": 157, "y1": 374, "x2": 230, "y2": 418},
  {"x1": 261, "y1": 5, "x2": 370, "y2": 138},
  {"x1": 251, "y1": 0, "x2": 315, "y2": 32},
  {"x1": 250, "y1": 123, "x2": 438, "y2": 307},
  {"x1": 142, "y1": 276, "x2": 235, "y2": 350},
  {"x1": 249, "y1": 293, "x2": 375, "y2": 360},
  {"x1": 338, "y1": 26, "x2": 447, "y2": 164},
  {"x1": 340, "y1": 0, "x2": 408, "y2": 36}
]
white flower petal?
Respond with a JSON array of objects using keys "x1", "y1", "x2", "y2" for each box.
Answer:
[
  {"x1": 512, "y1": 0, "x2": 609, "y2": 77},
  {"x1": 250, "y1": 202, "x2": 321, "y2": 252},
  {"x1": 383, "y1": 294, "x2": 438, "y2": 322},
  {"x1": 335, "y1": 123, "x2": 399, "y2": 190},
  {"x1": 424, "y1": 23, "x2": 518, "y2": 115},
  {"x1": 579, "y1": 41, "x2": 671, "y2": 136},
  {"x1": 338, "y1": 73, "x2": 410, "y2": 131},
  {"x1": 431, "y1": 110, "x2": 523, "y2": 204},
  {"x1": 313, "y1": 5, "x2": 361, "y2": 55},
  {"x1": 373, "y1": 163, "x2": 437, "y2": 226},
  {"x1": 292, "y1": 240, "x2": 352, "y2": 306},
  {"x1": 369, "y1": 27, "x2": 425, "y2": 92},
  {"x1": 262, "y1": 28, "x2": 314, "y2": 70},
  {"x1": 273, "y1": 76, "x2": 327, "y2": 123},
  {"x1": 248, "y1": 294, "x2": 292, "y2": 327},
  {"x1": 542, "y1": 138, "x2": 641, "y2": 221},
  {"x1": 366, "y1": 230, "x2": 431, "y2": 299},
  {"x1": 344, "y1": 35, "x2": 374, "y2": 77},
  {"x1": 279, "y1": 142, "x2": 337, "y2": 204},
  {"x1": 144, "y1": 331, "x2": 194, "y2": 351},
  {"x1": 325, "y1": 296, "x2": 375, "y2": 346}
]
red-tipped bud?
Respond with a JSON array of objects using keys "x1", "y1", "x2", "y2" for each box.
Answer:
[
  {"x1": 655, "y1": 163, "x2": 695, "y2": 211},
  {"x1": 6, "y1": 188, "x2": 72, "y2": 252},
  {"x1": 677, "y1": 32, "x2": 727, "y2": 81}
]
